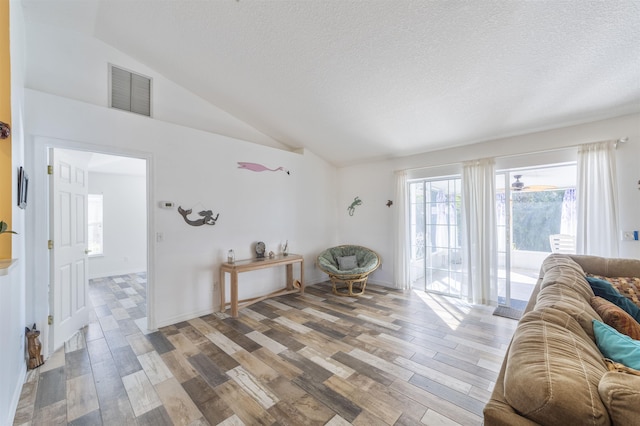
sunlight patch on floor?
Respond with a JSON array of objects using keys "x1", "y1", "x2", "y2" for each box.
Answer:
[{"x1": 413, "y1": 289, "x2": 472, "y2": 331}]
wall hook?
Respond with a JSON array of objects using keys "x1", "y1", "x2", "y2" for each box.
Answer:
[{"x1": 0, "y1": 121, "x2": 10, "y2": 139}]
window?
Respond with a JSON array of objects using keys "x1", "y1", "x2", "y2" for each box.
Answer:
[{"x1": 88, "y1": 194, "x2": 103, "y2": 256}]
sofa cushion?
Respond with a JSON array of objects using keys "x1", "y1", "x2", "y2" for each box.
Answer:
[
  {"x1": 598, "y1": 371, "x2": 640, "y2": 425},
  {"x1": 535, "y1": 256, "x2": 599, "y2": 341},
  {"x1": 536, "y1": 282, "x2": 599, "y2": 342},
  {"x1": 593, "y1": 320, "x2": 640, "y2": 370},
  {"x1": 590, "y1": 296, "x2": 640, "y2": 339},
  {"x1": 504, "y1": 307, "x2": 609, "y2": 425},
  {"x1": 590, "y1": 275, "x2": 640, "y2": 309},
  {"x1": 587, "y1": 276, "x2": 640, "y2": 322},
  {"x1": 540, "y1": 255, "x2": 595, "y2": 301}
]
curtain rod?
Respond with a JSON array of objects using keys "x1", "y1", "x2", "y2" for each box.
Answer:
[
  {"x1": 615, "y1": 137, "x2": 629, "y2": 148},
  {"x1": 397, "y1": 137, "x2": 629, "y2": 173}
]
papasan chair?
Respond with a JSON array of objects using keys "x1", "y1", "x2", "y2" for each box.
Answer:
[{"x1": 317, "y1": 245, "x2": 381, "y2": 297}]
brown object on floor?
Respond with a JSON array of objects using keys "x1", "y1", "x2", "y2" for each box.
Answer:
[{"x1": 25, "y1": 325, "x2": 44, "y2": 369}]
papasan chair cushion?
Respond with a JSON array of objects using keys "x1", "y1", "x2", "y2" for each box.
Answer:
[{"x1": 317, "y1": 245, "x2": 381, "y2": 296}]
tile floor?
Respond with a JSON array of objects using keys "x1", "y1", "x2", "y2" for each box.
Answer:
[{"x1": 13, "y1": 273, "x2": 518, "y2": 425}]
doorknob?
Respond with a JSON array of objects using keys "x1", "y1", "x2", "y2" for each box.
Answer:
[{"x1": 84, "y1": 249, "x2": 91, "y2": 254}]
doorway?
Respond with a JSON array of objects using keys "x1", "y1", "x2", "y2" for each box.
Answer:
[
  {"x1": 408, "y1": 176, "x2": 463, "y2": 297},
  {"x1": 48, "y1": 147, "x2": 149, "y2": 352},
  {"x1": 496, "y1": 163, "x2": 577, "y2": 309}
]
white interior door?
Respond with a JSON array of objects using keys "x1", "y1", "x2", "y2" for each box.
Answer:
[{"x1": 51, "y1": 148, "x2": 91, "y2": 350}]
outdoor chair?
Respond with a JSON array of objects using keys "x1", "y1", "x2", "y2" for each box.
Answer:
[{"x1": 549, "y1": 234, "x2": 576, "y2": 254}]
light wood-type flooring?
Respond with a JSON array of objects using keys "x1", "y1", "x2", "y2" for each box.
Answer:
[{"x1": 13, "y1": 273, "x2": 518, "y2": 425}]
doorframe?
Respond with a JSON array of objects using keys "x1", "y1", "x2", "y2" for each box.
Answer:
[
  {"x1": 496, "y1": 171, "x2": 512, "y2": 307},
  {"x1": 27, "y1": 136, "x2": 155, "y2": 356}
]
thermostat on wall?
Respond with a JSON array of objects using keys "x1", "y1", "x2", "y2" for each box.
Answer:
[{"x1": 159, "y1": 201, "x2": 174, "y2": 209}]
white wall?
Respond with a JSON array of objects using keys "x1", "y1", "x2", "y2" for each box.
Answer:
[
  {"x1": 2, "y1": 2, "x2": 27, "y2": 424},
  {"x1": 21, "y1": 18, "x2": 337, "y2": 357},
  {"x1": 25, "y1": 21, "x2": 287, "y2": 151},
  {"x1": 88, "y1": 172, "x2": 147, "y2": 279},
  {"x1": 26, "y1": 89, "x2": 337, "y2": 333},
  {"x1": 338, "y1": 113, "x2": 640, "y2": 288}
]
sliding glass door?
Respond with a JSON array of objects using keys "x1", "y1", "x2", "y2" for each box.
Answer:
[
  {"x1": 409, "y1": 177, "x2": 463, "y2": 296},
  {"x1": 496, "y1": 164, "x2": 577, "y2": 309}
]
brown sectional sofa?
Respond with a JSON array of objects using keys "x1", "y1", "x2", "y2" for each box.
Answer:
[{"x1": 484, "y1": 254, "x2": 640, "y2": 425}]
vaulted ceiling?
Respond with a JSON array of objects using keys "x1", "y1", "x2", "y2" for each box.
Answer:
[{"x1": 21, "y1": 1, "x2": 640, "y2": 166}]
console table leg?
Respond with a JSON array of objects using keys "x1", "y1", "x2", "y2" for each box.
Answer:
[
  {"x1": 231, "y1": 272, "x2": 239, "y2": 317},
  {"x1": 300, "y1": 259, "x2": 305, "y2": 294},
  {"x1": 286, "y1": 264, "x2": 293, "y2": 290},
  {"x1": 219, "y1": 270, "x2": 226, "y2": 313}
]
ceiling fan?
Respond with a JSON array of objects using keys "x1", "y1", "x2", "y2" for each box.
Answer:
[
  {"x1": 511, "y1": 175, "x2": 525, "y2": 191},
  {"x1": 511, "y1": 174, "x2": 557, "y2": 192}
]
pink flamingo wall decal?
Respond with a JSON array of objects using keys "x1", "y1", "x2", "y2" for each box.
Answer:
[{"x1": 237, "y1": 162, "x2": 290, "y2": 175}]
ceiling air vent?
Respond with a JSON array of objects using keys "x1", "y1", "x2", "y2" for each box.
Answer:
[{"x1": 109, "y1": 65, "x2": 152, "y2": 117}]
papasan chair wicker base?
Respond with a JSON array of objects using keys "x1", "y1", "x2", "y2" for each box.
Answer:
[{"x1": 317, "y1": 245, "x2": 381, "y2": 297}]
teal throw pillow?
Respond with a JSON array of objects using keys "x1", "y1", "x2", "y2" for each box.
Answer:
[
  {"x1": 586, "y1": 276, "x2": 640, "y2": 322},
  {"x1": 593, "y1": 320, "x2": 640, "y2": 370},
  {"x1": 337, "y1": 255, "x2": 357, "y2": 270}
]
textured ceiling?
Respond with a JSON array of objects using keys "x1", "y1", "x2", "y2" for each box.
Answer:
[{"x1": 21, "y1": 1, "x2": 640, "y2": 166}]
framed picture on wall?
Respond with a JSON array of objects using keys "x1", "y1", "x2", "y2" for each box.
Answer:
[{"x1": 17, "y1": 167, "x2": 28, "y2": 209}]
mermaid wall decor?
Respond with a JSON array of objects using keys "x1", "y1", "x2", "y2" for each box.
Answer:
[{"x1": 178, "y1": 206, "x2": 219, "y2": 226}]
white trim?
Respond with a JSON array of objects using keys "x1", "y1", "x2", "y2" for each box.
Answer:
[
  {"x1": 4, "y1": 363, "x2": 26, "y2": 426},
  {"x1": 154, "y1": 308, "x2": 214, "y2": 329},
  {"x1": 28, "y1": 135, "x2": 155, "y2": 356}
]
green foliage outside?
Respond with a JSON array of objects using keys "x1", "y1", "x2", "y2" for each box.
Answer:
[{"x1": 512, "y1": 190, "x2": 565, "y2": 252}]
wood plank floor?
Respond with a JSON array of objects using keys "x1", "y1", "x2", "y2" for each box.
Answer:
[{"x1": 13, "y1": 274, "x2": 518, "y2": 425}]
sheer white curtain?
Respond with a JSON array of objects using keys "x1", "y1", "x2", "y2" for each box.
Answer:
[
  {"x1": 393, "y1": 170, "x2": 410, "y2": 290},
  {"x1": 576, "y1": 140, "x2": 619, "y2": 257},
  {"x1": 461, "y1": 158, "x2": 498, "y2": 305}
]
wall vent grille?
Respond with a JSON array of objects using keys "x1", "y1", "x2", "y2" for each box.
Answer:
[{"x1": 110, "y1": 65, "x2": 152, "y2": 117}]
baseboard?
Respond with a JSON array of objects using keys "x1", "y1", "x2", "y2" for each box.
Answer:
[
  {"x1": 367, "y1": 279, "x2": 395, "y2": 288},
  {"x1": 154, "y1": 307, "x2": 215, "y2": 329},
  {"x1": 6, "y1": 362, "x2": 26, "y2": 426},
  {"x1": 88, "y1": 268, "x2": 146, "y2": 280},
  {"x1": 154, "y1": 272, "x2": 382, "y2": 328},
  {"x1": 306, "y1": 276, "x2": 395, "y2": 289}
]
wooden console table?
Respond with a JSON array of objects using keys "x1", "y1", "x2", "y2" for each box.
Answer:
[{"x1": 219, "y1": 254, "x2": 304, "y2": 317}]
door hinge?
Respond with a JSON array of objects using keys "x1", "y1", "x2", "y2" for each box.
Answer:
[
  {"x1": 48, "y1": 315, "x2": 53, "y2": 325},
  {"x1": 48, "y1": 240, "x2": 53, "y2": 249},
  {"x1": 47, "y1": 165, "x2": 53, "y2": 175}
]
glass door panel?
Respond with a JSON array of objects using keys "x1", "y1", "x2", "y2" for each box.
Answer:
[
  {"x1": 497, "y1": 164, "x2": 577, "y2": 309},
  {"x1": 409, "y1": 177, "x2": 462, "y2": 297},
  {"x1": 496, "y1": 173, "x2": 511, "y2": 306}
]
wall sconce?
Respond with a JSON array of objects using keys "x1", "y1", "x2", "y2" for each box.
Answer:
[{"x1": 0, "y1": 121, "x2": 10, "y2": 139}]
